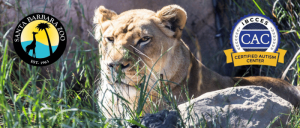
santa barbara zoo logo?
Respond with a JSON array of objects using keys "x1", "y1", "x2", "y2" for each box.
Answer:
[
  {"x1": 13, "y1": 13, "x2": 66, "y2": 66},
  {"x1": 224, "y1": 14, "x2": 286, "y2": 67}
]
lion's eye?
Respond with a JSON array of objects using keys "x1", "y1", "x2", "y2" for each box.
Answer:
[
  {"x1": 141, "y1": 37, "x2": 151, "y2": 42},
  {"x1": 106, "y1": 37, "x2": 114, "y2": 43},
  {"x1": 137, "y1": 36, "x2": 151, "y2": 46}
]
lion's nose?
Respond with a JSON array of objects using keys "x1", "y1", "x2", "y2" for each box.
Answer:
[{"x1": 108, "y1": 63, "x2": 130, "y2": 70}]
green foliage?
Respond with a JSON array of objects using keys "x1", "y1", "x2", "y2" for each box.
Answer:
[
  {"x1": 297, "y1": 55, "x2": 300, "y2": 86},
  {"x1": 252, "y1": 0, "x2": 265, "y2": 15}
]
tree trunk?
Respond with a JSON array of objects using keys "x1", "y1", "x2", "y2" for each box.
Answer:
[{"x1": 44, "y1": 29, "x2": 53, "y2": 55}]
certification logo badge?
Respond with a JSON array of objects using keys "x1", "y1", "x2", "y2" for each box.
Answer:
[
  {"x1": 13, "y1": 13, "x2": 67, "y2": 66},
  {"x1": 224, "y1": 14, "x2": 286, "y2": 67}
]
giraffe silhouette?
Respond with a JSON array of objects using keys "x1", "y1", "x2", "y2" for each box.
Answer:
[{"x1": 26, "y1": 32, "x2": 38, "y2": 58}]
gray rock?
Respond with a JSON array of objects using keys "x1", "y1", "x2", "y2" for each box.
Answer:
[
  {"x1": 136, "y1": 110, "x2": 179, "y2": 128},
  {"x1": 178, "y1": 86, "x2": 293, "y2": 128}
]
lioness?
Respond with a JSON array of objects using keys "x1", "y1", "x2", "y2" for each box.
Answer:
[{"x1": 93, "y1": 4, "x2": 300, "y2": 117}]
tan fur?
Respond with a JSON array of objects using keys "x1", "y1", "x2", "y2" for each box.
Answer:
[{"x1": 94, "y1": 5, "x2": 300, "y2": 117}]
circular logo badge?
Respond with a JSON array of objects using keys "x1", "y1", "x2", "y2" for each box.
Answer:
[
  {"x1": 13, "y1": 13, "x2": 67, "y2": 66},
  {"x1": 230, "y1": 14, "x2": 280, "y2": 53}
]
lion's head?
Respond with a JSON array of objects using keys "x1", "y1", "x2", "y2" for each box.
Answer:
[{"x1": 94, "y1": 5, "x2": 191, "y2": 98}]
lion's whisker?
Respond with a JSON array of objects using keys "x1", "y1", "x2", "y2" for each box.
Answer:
[
  {"x1": 130, "y1": 45, "x2": 153, "y2": 64},
  {"x1": 129, "y1": 65, "x2": 146, "y2": 80},
  {"x1": 128, "y1": 59, "x2": 141, "y2": 71}
]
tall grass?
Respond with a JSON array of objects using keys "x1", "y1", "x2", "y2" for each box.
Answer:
[
  {"x1": 0, "y1": 0, "x2": 300, "y2": 127},
  {"x1": 0, "y1": 31, "x2": 105, "y2": 127}
]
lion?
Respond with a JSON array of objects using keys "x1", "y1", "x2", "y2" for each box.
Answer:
[{"x1": 93, "y1": 4, "x2": 300, "y2": 117}]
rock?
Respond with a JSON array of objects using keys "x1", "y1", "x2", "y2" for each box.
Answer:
[
  {"x1": 134, "y1": 110, "x2": 179, "y2": 128},
  {"x1": 178, "y1": 86, "x2": 293, "y2": 128}
]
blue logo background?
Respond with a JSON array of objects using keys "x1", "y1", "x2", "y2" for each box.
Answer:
[
  {"x1": 21, "y1": 41, "x2": 58, "y2": 58},
  {"x1": 239, "y1": 22, "x2": 272, "y2": 51},
  {"x1": 239, "y1": 31, "x2": 271, "y2": 51},
  {"x1": 230, "y1": 14, "x2": 280, "y2": 53}
]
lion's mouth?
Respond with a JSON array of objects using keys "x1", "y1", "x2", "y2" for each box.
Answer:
[
  {"x1": 105, "y1": 68, "x2": 145, "y2": 86},
  {"x1": 114, "y1": 79, "x2": 129, "y2": 85},
  {"x1": 108, "y1": 63, "x2": 130, "y2": 71},
  {"x1": 113, "y1": 77, "x2": 144, "y2": 87},
  {"x1": 121, "y1": 63, "x2": 130, "y2": 69},
  {"x1": 111, "y1": 77, "x2": 137, "y2": 86}
]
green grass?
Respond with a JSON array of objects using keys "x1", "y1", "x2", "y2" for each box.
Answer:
[{"x1": 0, "y1": 0, "x2": 300, "y2": 127}]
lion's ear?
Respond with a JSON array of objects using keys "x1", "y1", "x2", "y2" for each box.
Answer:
[
  {"x1": 156, "y1": 5, "x2": 187, "y2": 38},
  {"x1": 93, "y1": 6, "x2": 117, "y2": 24}
]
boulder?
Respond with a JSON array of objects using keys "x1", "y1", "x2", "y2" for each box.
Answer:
[
  {"x1": 137, "y1": 110, "x2": 179, "y2": 128},
  {"x1": 178, "y1": 86, "x2": 293, "y2": 128}
]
